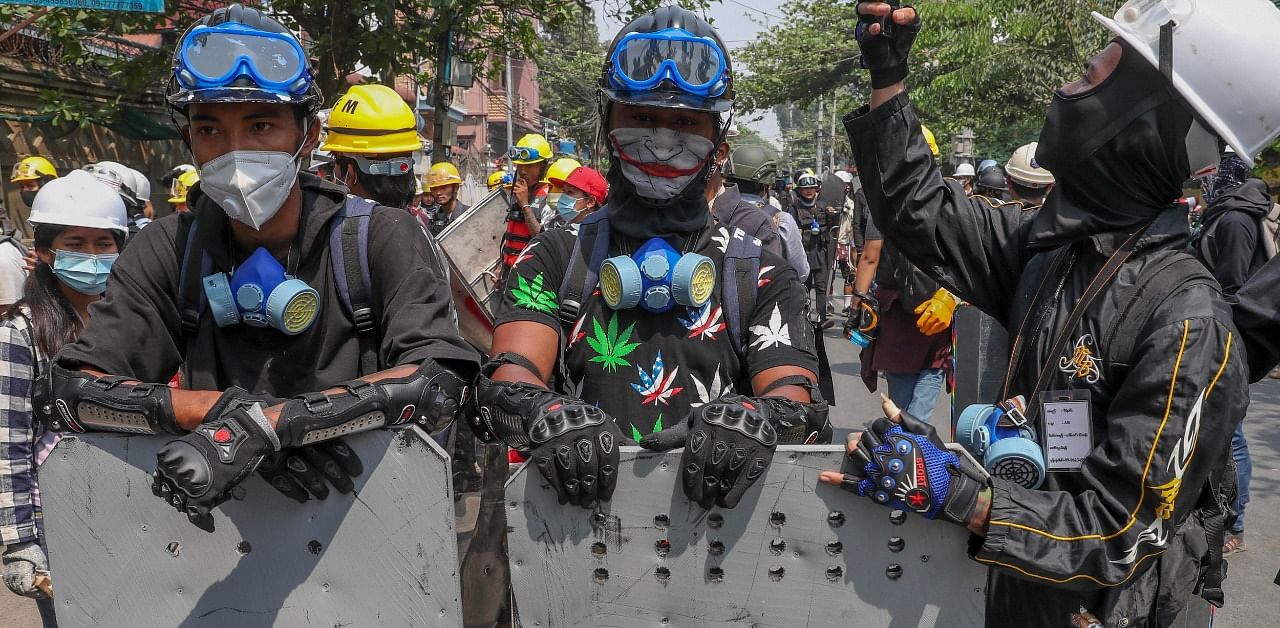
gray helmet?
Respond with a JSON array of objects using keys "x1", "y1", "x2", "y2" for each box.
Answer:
[{"x1": 723, "y1": 144, "x2": 778, "y2": 186}]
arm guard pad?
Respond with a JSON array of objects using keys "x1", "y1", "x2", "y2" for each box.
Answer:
[
  {"x1": 469, "y1": 373, "x2": 576, "y2": 450},
  {"x1": 274, "y1": 360, "x2": 469, "y2": 448},
  {"x1": 755, "y1": 374, "x2": 832, "y2": 445},
  {"x1": 34, "y1": 363, "x2": 181, "y2": 435}
]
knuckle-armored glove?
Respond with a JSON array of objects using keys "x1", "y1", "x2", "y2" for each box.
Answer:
[
  {"x1": 152, "y1": 398, "x2": 280, "y2": 533},
  {"x1": 854, "y1": 2, "x2": 922, "y2": 89},
  {"x1": 2, "y1": 541, "x2": 50, "y2": 600},
  {"x1": 641, "y1": 394, "x2": 805, "y2": 510},
  {"x1": 258, "y1": 439, "x2": 364, "y2": 503},
  {"x1": 835, "y1": 410, "x2": 988, "y2": 526},
  {"x1": 472, "y1": 375, "x2": 622, "y2": 508}
]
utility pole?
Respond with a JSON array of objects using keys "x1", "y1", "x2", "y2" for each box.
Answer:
[
  {"x1": 829, "y1": 92, "x2": 838, "y2": 172},
  {"x1": 814, "y1": 94, "x2": 823, "y2": 175},
  {"x1": 431, "y1": 26, "x2": 453, "y2": 164},
  {"x1": 505, "y1": 55, "x2": 515, "y2": 157}
]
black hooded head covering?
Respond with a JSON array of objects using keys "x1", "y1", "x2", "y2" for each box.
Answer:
[{"x1": 1029, "y1": 40, "x2": 1195, "y2": 250}]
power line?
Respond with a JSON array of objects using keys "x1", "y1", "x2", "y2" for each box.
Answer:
[{"x1": 725, "y1": 0, "x2": 784, "y2": 21}]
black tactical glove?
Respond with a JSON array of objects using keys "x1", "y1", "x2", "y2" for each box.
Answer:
[
  {"x1": 152, "y1": 402, "x2": 280, "y2": 532},
  {"x1": 641, "y1": 394, "x2": 792, "y2": 510},
  {"x1": 854, "y1": 2, "x2": 922, "y2": 88},
  {"x1": 834, "y1": 409, "x2": 988, "y2": 527},
  {"x1": 258, "y1": 439, "x2": 364, "y2": 503},
  {"x1": 528, "y1": 399, "x2": 623, "y2": 508}
]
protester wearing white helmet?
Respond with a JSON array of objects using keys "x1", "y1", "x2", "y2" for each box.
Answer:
[
  {"x1": 834, "y1": 0, "x2": 1270, "y2": 624},
  {"x1": 82, "y1": 161, "x2": 148, "y2": 233},
  {"x1": 951, "y1": 162, "x2": 975, "y2": 195},
  {"x1": 1003, "y1": 142, "x2": 1054, "y2": 207},
  {"x1": 126, "y1": 167, "x2": 155, "y2": 222},
  {"x1": 0, "y1": 169, "x2": 127, "y2": 624}
]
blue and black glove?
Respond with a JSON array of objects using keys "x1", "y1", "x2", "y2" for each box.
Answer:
[
  {"x1": 854, "y1": 2, "x2": 922, "y2": 89},
  {"x1": 834, "y1": 409, "x2": 988, "y2": 527}
]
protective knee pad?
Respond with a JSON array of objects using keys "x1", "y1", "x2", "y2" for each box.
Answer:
[
  {"x1": 469, "y1": 373, "x2": 562, "y2": 450},
  {"x1": 274, "y1": 360, "x2": 469, "y2": 447},
  {"x1": 35, "y1": 363, "x2": 180, "y2": 435}
]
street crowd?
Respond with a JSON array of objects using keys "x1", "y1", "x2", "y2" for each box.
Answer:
[{"x1": 3, "y1": 1, "x2": 1280, "y2": 627}]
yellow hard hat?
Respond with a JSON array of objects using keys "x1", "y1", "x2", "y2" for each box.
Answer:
[
  {"x1": 920, "y1": 124, "x2": 940, "y2": 158},
  {"x1": 11, "y1": 156, "x2": 58, "y2": 183},
  {"x1": 487, "y1": 170, "x2": 507, "y2": 190},
  {"x1": 168, "y1": 169, "x2": 200, "y2": 203},
  {"x1": 510, "y1": 134, "x2": 552, "y2": 164},
  {"x1": 546, "y1": 157, "x2": 583, "y2": 186},
  {"x1": 322, "y1": 84, "x2": 423, "y2": 155},
  {"x1": 427, "y1": 162, "x2": 462, "y2": 189}
]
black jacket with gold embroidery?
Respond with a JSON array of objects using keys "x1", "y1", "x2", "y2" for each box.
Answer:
[{"x1": 845, "y1": 93, "x2": 1247, "y2": 627}]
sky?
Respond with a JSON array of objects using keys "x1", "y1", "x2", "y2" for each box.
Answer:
[{"x1": 591, "y1": 0, "x2": 788, "y2": 144}]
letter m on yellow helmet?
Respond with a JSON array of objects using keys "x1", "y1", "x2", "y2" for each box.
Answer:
[{"x1": 322, "y1": 84, "x2": 423, "y2": 154}]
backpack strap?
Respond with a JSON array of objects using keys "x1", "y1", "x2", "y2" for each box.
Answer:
[
  {"x1": 722, "y1": 228, "x2": 762, "y2": 359},
  {"x1": 557, "y1": 208, "x2": 612, "y2": 333},
  {"x1": 177, "y1": 212, "x2": 211, "y2": 342},
  {"x1": 331, "y1": 195, "x2": 378, "y2": 376},
  {"x1": 1102, "y1": 252, "x2": 1217, "y2": 371}
]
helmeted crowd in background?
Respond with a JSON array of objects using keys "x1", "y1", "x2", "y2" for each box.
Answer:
[{"x1": 2, "y1": 2, "x2": 1280, "y2": 628}]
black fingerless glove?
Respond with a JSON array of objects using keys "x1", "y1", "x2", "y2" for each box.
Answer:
[{"x1": 854, "y1": 3, "x2": 922, "y2": 88}]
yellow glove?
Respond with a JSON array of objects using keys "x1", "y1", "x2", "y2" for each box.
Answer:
[{"x1": 913, "y1": 289, "x2": 957, "y2": 336}]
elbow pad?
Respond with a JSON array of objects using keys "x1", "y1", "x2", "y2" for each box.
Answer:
[
  {"x1": 34, "y1": 363, "x2": 181, "y2": 435},
  {"x1": 274, "y1": 360, "x2": 469, "y2": 447},
  {"x1": 468, "y1": 372, "x2": 569, "y2": 450}
]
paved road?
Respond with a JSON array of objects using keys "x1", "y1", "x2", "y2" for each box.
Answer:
[{"x1": 1, "y1": 326, "x2": 1275, "y2": 627}]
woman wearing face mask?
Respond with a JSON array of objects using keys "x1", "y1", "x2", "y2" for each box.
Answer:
[
  {"x1": 0, "y1": 169, "x2": 127, "y2": 627},
  {"x1": 543, "y1": 165, "x2": 607, "y2": 229}
]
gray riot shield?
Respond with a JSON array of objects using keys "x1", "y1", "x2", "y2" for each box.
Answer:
[
  {"x1": 41, "y1": 427, "x2": 461, "y2": 627},
  {"x1": 506, "y1": 446, "x2": 987, "y2": 628}
]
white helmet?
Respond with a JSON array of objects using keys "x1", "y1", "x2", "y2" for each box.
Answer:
[
  {"x1": 954, "y1": 163, "x2": 976, "y2": 178},
  {"x1": 127, "y1": 167, "x2": 151, "y2": 202},
  {"x1": 1007, "y1": 142, "x2": 1055, "y2": 188},
  {"x1": 1094, "y1": 0, "x2": 1280, "y2": 165},
  {"x1": 834, "y1": 171, "x2": 854, "y2": 184},
  {"x1": 82, "y1": 161, "x2": 140, "y2": 208},
  {"x1": 29, "y1": 170, "x2": 129, "y2": 236}
]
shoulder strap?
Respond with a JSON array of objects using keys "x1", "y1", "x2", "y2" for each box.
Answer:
[
  {"x1": 177, "y1": 212, "x2": 210, "y2": 341},
  {"x1": 1103, "y1": 252, "x2": 1217, "y2": 371},
  {"x1": 722, "y1": 228, "x2": 762, "y2": 359},
  {"x1": 331, "y1": 195, "x2": 378, "y2": 376},
  {"x1": 557, "y1": 208, "x2": 611, "y2": 332}
]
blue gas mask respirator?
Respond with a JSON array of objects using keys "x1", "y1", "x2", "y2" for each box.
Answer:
[
  {"x1": 599, "y1": 237, "x2": 716, "y2": 314},
  {"x1": 955, "y1": 397, "x2": 1046, "y2": 489},
  {"x1": 202, "y1": 247, "x2": 320, "y2": 335}
]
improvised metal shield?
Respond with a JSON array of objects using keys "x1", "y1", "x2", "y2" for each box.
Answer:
[
  {"x1": 41, "y1": 428, "x2": 462, "y2": 627},
  {"x1": 818, "y1": 172, "x2": 847, "y2": 212},
  {"x1": 436, "y1": 187, "x2": 512, "y2": 316},
  {"x1": 505, "y1": 446, "x2": 987, "y2": 627}
]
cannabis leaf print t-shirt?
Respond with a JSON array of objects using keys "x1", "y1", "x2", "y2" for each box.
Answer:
[{"x1": 496, "y1": 218, "x2": 817, "y2": 442}]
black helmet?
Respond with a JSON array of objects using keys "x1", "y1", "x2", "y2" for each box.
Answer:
[
  {"x1": 977, "y1": 165, "x2": 1006, "y2": 192},
  {"x1": 166, "y1": 4, "x2": 321, "y2": 113},
  {"x1": 724, "y1": 144, "x2": 778, "y2": 186},
  {"x1": 600, "y1": 4, "x2": 734, "y2": 113}
]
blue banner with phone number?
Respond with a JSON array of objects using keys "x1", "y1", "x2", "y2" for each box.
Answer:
[{"x1": 0, "y1": 0, "x2": 164, "y2": 12}]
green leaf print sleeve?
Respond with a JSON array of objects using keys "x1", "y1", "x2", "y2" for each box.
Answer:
[
  {"x1": 496, "y1": 230, "x2": 574, "y2": 329},
  {"x1": 512, "y1": 273, "x2": 559, "y2": 314}
]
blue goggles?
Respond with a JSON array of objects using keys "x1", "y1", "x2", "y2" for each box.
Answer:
[
  {"x1": 508, "y1": 145, "x2": 549, "y2": 162},
  {"x1": 176, "y1": 23, "x2": 312, "y2": 95},
  {"x1": 608, "y1": 28, "x2": 728, "y2": 98}
]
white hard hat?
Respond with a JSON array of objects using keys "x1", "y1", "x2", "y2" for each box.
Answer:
[
  {"x1": 954, "y1": 163, "x2": 976, "y2": 178},
  {"x1": 29, "y1": 170, "x2": 129, "y2": 236},
  {"x1": 1007, "y1": 143, "x2": 1055, "y2": 187},
  {"x1": 128, "y1": 167, "x2": 151, "y2": 201},
  {"x1": 834, "y1": 171, "x2": 853, "y2": 184},
  {"x1": 1093, "y1": 0, "x2": 1280, "y2": 166}
]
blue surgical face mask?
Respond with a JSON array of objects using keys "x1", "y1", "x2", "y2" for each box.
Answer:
[
  {"x1": 556, "y1": 193, "x2": 581, "y2": 220},
  {"x1": 51, "y1": 250, "x2": 117, "y2": 296}
]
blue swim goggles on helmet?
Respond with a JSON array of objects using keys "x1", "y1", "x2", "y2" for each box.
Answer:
[
  {"x1": 607, "y1": 27, "x2": 729, "y2": 98},
  {"x1": 176, "y1": 23, "x2": 312, "y2": 95},
  {"x1": 599, "y1": 237, "x2": 716, "y2": 314},
  {"x1": 202, "y1": 247, "x2": 320, "y2": 335},
  {"x1": 508, "y1": 145, "x2": 550, "y2": 162}
]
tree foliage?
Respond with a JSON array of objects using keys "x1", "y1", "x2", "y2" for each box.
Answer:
[
  {"x1": 737, "y1": 0, "x2": 1122, "y2": 163},
  {"x1": 1, "y1": 0, "x2": 580, "y2": 122},
  {"x1": 536, "y1": 3, "x2": 605, "y2": 144}
]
